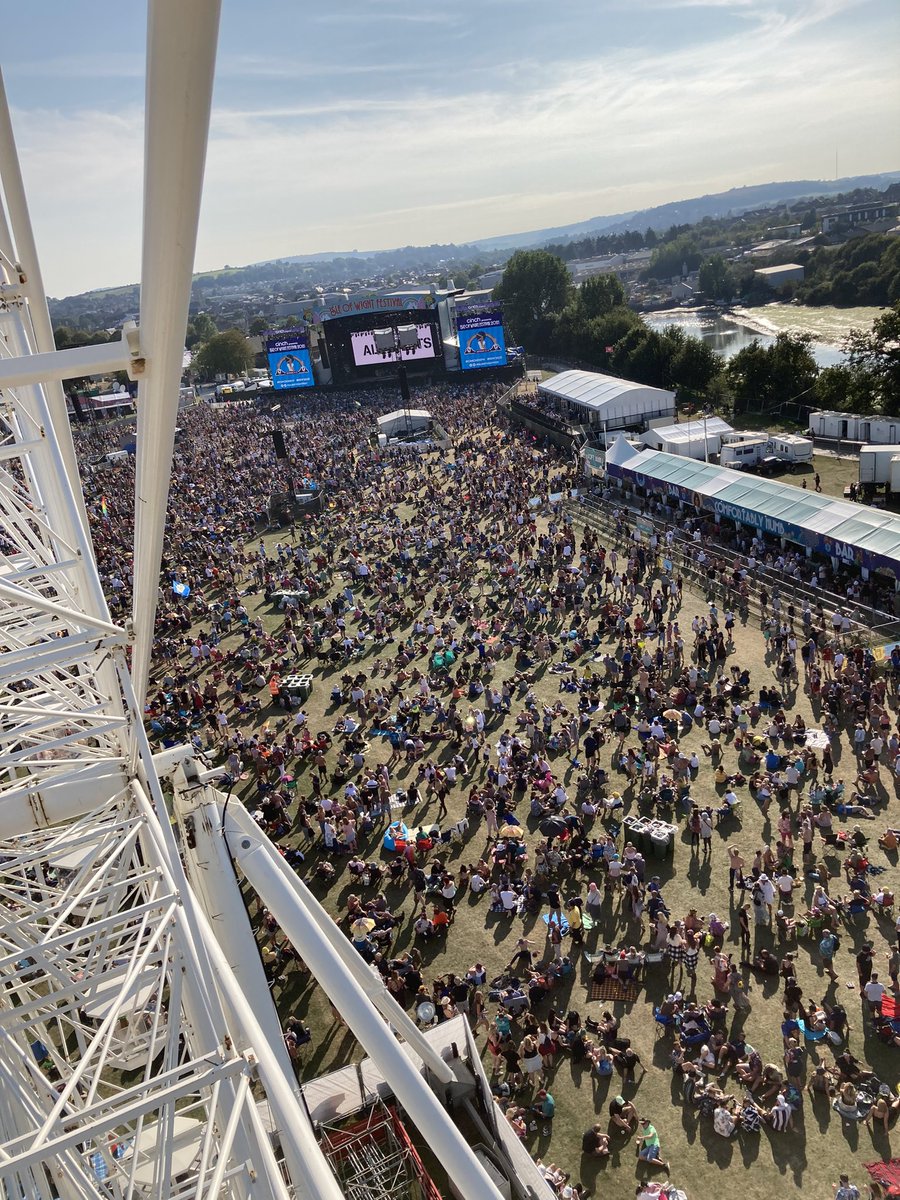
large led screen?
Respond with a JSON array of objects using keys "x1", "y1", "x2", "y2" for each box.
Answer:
[
  {"x1": 265, "y1": 330, "x2": 314, "y2": 390},
  {"x1": 351, "y1": 324, "x2": 436, "y2": 366},
  {"x1": 458, "y1": 308, "x2": 508, "y2": 370}
]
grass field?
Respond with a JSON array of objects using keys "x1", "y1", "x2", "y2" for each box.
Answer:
[
  {"x1": 766, "y1": 453, "x2": 860, "y2": 499},
  {"x1": 208, "y1": 446, "x2": 899, "y2": 1200}
]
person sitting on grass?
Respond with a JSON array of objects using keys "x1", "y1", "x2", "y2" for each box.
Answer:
[
  {"x1": 529, "y1": 1088, "x2": 555, "y2": 1124},
  {"x1": 611, "y1": 1044, "x2": 642, "y2": 1083},
  {"x1": 737, "y1": 1095, "x2": 763, "y2": 1132},
  {"x1": 413, "y1": 911, "x2": 434, "y2": 940},
  {"x1": 807, "y1": 1063, "x2": 837, "y2": 1098},
  {"x1": 580, "y1": 1122, "x2": 610, "y2": 1157},
  {"x1": 765, "y1": 1088, "x2": 795, "y2": 1132},
  {"x1": 634, "y1": 1117, "x2": 669, "y2": 1173},
  {"x1": 431, "y1": 905, "x2": 452, "y2": 936},
  {"x1": 866, "y1": 1089, "x2": 900, "y2": 1133},
  {"x1": 713, "y1": 1097, "x2": 738, "y2": 1137},
  {"x1": 833, "y1": 1081, "x2": 861, "y2": 1122},
  {"x1": 608, "y1": 1094, "x2": 638, "y2": 1136}
]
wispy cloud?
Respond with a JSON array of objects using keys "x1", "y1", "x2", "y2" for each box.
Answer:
[{"x1": 8, "y1": 0, "x2": 899, "y2": 295}]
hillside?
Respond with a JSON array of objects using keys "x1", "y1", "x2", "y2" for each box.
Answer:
[
  {"x1": 48, "y1": 172, "x2": 900, "y2": 326},
  {"x1": 470, "y1": 173, "x2": 900, "y2": 252}
]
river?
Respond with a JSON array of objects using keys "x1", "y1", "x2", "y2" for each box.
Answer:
[{"x1": 644, "y1": 303, "x2": 883, "y2": 369}]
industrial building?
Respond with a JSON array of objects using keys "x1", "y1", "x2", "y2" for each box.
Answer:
[{"x1": 753, "y1": 263, "x2": 805, "y2": 290}]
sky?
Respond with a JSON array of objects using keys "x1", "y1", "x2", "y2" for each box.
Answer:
[{"x1": 3, "y1": 0, "x2": 899, "y2": 297}]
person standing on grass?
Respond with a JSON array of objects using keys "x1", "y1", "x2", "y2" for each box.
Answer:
[
  {"x1": 548, "y1": 921, "x2": 563, "y2": 961},
  {"x1": 820, "y1": 928, "x2": 839, "y2": 980},
  {"x1": 699, "y1": 808, "x2": 713, "y2": 855},
  {"x1": 832, "y1": 1175, "x2": 861, "y2": 1200},
  {"x1": 738, "y1": 904, "x2": 752, "y2": 963},
  {"x1": 728, "y1": 845, "x2": 744, "y2": 894}
]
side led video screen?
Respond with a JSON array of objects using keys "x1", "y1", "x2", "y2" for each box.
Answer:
[
  {"x1": 458, "y1": 308, "x2": 507, "y2": 370},
  {"x1": 265, "y1": 329, "x2": 315, "y2": 389}
]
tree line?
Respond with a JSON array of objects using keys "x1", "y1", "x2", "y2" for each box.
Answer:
[
  {"x1": 797, "y1": 234, "x2": 900, "y2": 307},
  {"x1": 493, "y1": 249, "x2": 900, "y2": 416}
]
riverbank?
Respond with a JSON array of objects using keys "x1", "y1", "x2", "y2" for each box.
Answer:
[
  {"x1": 730, "y1": 302, "x2": 883, "y2": 346},
  {"x1": 644, "y1": 302, "x2": 884, "y2": 369}
]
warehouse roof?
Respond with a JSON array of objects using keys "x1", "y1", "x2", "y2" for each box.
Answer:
[{"x1": 607, "y1": 449, "x2": 900, "y2": 576}]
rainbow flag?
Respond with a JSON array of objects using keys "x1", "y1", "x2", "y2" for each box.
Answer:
[{"x1": 100, "y1": 496, "x2": 108, "y2": 518}]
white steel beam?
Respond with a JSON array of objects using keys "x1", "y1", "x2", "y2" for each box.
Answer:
[
  {"x1": 171, "y1": 773, "x2": 300, "y2": 1091},
  {"x1": 0, "y1": 337, "x2": 134, "y2": 390},
  {"x1": 130, "y1": 0, "x2": 221, "y2": 711},
  {"x1": 223, "y1": 795, "x2": 456, "y2": 1086},
  {"x1": 0, "y1": 68, "x2": 87, "y2": 526},
  {"x1": 227, "y1": 807, "x2": 506, "y2": 1200}
]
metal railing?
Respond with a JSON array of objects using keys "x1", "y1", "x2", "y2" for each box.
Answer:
[{"x1": 566, "y1": 488, "x2": 900, "y2": 647}]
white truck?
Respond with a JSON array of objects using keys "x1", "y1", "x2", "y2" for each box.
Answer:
[{"x1": 859, "y1": 444, "x2": 900, "y2": 488}]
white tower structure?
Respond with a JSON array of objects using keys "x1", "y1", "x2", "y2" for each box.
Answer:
[{"x1": 0, "y1": 4, "x2": 519, "y2": 1200}]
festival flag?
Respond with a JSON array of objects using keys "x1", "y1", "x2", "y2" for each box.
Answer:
[
  {"x1": 100, "y1": 496, "x2": 108, "y2": 517},
  {"x1": 172, "y1": 580, "x2": 190, "y2": 598}
]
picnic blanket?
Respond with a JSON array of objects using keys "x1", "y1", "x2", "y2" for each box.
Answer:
[
  {"x1": 541, "y1": 914, "x2": 570, "y2": 935},
  {"x1": 588, "y1": 977, "x2": 639, "y2": 1003},
  {"x1": 866, "y1": 1159, "x2": 900, "y2": 1194},
  {"x1": 796, "y1": 1017, "x2": 827, "y2": 1042}
]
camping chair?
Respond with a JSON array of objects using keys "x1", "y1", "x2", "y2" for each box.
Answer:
[
  {"x1": 654, "y1": 1007, "x2": 679, "y2": 1038},
  {"x1": 801, "y1": 912, "x2": 826, "y2": 938},
  {"x1": 680, "y1": 1020, "x2": 712, "y2": 1048}
]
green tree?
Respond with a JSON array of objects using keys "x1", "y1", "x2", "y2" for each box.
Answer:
[
  {"x1": 814, "y1": 364, "x2": 873, "y2": 413},
  {"x1": 697, "y1": 255, "x2": 733, "y2": 301},
  {"x1": 610, "y1": 326, "x2": 672, "y2": 389},
  {"x1": 845, "y1": 301, "x2": 900, "y2": 413},
  {"x1": 669, "y1": 333, "x2": 720, "y2": 395},
  {"x1": 493, "y1": 249, "x2": 571, "y2": 347},
  {"x1": 577, "y1": 273, "x2": 626, "y2": 319},
  {"x1": 194, "y1": 329, "x2": 254, "y2": 379},
  {"x1": 643, "y1": 234, "x2": 701, "y2": 282},
  {"x1": 248, "y1": 316, "x2": 269, "y2": 336},
  {"x1": 55, "y1": 325, "x2": 115, "y2": 351},
  {"x1": 726, "y1": 331, "x2": 818, "y2": 414},
  {"x1": 586, "y1": 307, "x2": 641, "y2": 366},
  {"x1": 185, "y1": 312, "x2": 218, "y2": 349}
]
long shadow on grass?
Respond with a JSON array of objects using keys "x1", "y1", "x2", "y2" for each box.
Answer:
[{"x1": 761, "y1": 1122, "x2": 808, "y2": 1183}]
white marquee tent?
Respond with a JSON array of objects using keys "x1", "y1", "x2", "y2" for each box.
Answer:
[{"x1": 538, "y1": 369, "x2": 676, "y2": 430}]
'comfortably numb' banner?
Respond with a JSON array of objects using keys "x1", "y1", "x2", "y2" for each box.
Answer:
[
  {"x1": 457, "y1": 309, "x2": 507, "y2": 370},
  {"x1": 265, "y1": 330, "x2": 314, "y2": 390}
]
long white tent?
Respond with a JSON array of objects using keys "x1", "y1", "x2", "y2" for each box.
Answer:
[
  {"x1": 606, "y1": 447, "x2": 900, "y2": 579},
  {"x1": 538, "y1": 368, "x2": 676, "y2": 429}
]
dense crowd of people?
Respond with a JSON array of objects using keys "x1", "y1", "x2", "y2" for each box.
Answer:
[{"x1": 72, "y1": 379, "x2": 900, "y2": 1200}]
